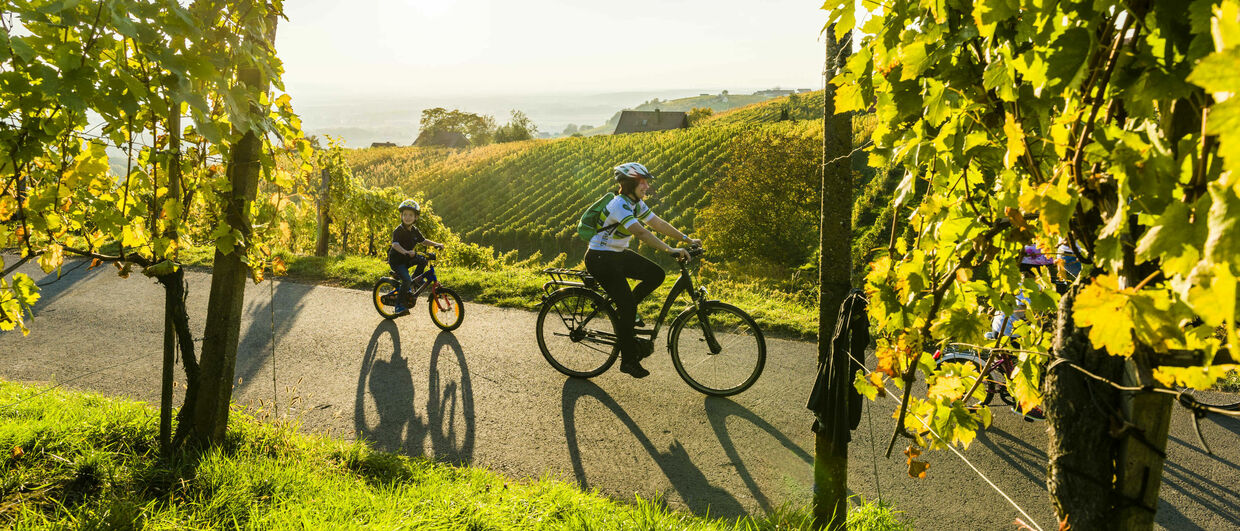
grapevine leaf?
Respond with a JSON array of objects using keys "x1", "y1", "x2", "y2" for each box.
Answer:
[
  {"x1": 854, "y1": 370, "x2": 880, "y2": 400},
  {"x1": 1136, "y1": 199, "x2": 1205, "y2": 277},
  {"x1": 1187, "y1": 48, "x2": 1240, "y2": 95},
  {"x1": 904, "y1": 446, "x2": 930, "y2": 478},
  {"x1": 1045, "y1": 28, "x2": 1091, "y2": 90},
  {"x1": 37, "y1": 244, "x2": 63, "y2": 274},
  {"x1": 13, "y1": 273, "x2": 39, "y2": 307},
  {"x1": 1073, "y1": 274, "x2": 1136, "y2": 357},
  {"x1": 1204, "y1": 176, "x2": 1240, "y2": 271}
]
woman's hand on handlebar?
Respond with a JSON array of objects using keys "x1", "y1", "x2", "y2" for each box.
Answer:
[{"x1": 669, "y1": 247, "x2": 691, "y2": 260}]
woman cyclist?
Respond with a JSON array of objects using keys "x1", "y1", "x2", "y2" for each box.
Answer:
[{"x1": 585, "y1": 162, "x2": 699, "y2": 378}]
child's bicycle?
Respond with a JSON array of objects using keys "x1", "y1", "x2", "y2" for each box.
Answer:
[
  {"x1": 372, "y1": 252, "x2": 465, "y2": 331},
  {"x1": 534, "y1": 246, "x2": 766, "y2": 397}
]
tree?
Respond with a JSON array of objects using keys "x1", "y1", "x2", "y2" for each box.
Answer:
[
  {"x1": 0, "y1": 0, "x2": 306, "y2": 451},
  {"x1": 494, "y1": 110, "x2": 538, "y2": 143},
  {"x1": 414, "y1": 108, "x2": 496, "y2": 147},
  {"x1": 686, "y1": 107, "x2": 714, "y2": 126},
  {"x1": 826, "y1": 0, "x2": 1240, "y2": 528},
  {"x1": 697, "y1": 129, "x2": 820, "y2": 276},
  {"x1": 814, "y1": 22, "x2": 854, "y2": 530},
  {"x1": 562, "y1": 124, "x2": 579, "y2": 136}
]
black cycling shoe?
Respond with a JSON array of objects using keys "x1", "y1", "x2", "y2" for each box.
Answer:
[{"x1": 619, "y1": 359, "x2": 649, "y2": 378}]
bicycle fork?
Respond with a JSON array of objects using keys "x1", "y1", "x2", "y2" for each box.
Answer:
[{"x1": 690, "y1": 288, "x2": 723, "y2": 354}]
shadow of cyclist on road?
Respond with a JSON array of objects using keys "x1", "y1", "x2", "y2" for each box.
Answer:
[
  {"x1": 703, "y1": 396, "x2": 813, "y2": 514},
  {"x1": 560, "y1": 378, "x2": 744, "y2": 518},
  {"x1": 354, "y1": 324, "x2": 474, "y2": 465},
  {"x1": 354, "y1": 320, "x2": 416, "y2": 452},
  {"x1": 407, "y1": 331, "x2": 475, "y2": 465}
]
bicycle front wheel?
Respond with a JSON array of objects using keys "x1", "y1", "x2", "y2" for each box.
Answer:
[
  {"x1": 536, "y1": 288, "x2": 620, "y2": 378},
  {"x1": 429, "y1": 287, "x2": 465, "y2": 331},
  {"x1": 669, "y1": 301, "x2": 765, "y2": 396}
]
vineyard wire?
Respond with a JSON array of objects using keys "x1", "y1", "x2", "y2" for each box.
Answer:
[
  {"x1": 1047, "y1": 358, "x2": 1240, "y2": 455},
  {"x1": 843, "y1": 348, "x2": 1047, "y2": 531}
]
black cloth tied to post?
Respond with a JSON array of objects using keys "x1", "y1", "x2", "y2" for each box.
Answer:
[{"x1": 807, "y1": 288, "x2": 870, "y2": 445}]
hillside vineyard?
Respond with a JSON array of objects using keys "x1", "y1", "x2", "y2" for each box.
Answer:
[{"x1": 347, "y1": 121, "x2": 823, "y2": 261}]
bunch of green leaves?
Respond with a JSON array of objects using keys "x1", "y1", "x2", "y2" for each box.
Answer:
[
  {"x1": 1, "y1": 0, "x2": 309, "y2": 332},
  {"x1": 826, "y1": 0, "x2": 1240, "y2": 451}
]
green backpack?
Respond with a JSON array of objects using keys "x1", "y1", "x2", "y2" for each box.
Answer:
[{"x1": 576, "y1": 193, "x2": 621, "y2": 241}]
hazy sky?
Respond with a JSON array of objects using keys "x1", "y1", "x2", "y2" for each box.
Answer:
[{"x1": 275, "y1": 0, "x2": 829, "y2": 101}]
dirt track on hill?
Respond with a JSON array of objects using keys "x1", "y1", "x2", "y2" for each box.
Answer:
[{"x1": 3, "y1": 258, "x2": 1239, "y2": 530}]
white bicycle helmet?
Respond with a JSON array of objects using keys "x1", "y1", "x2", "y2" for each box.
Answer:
[
  {"x1": 397, "y1": 199, "x2": 420, "y2": 213},
  {"x1": 613, "y1": 162, "x2": 654, "y2": 183}
]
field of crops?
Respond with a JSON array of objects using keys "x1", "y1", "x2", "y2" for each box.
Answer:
[{"x1": 347, "y1": 120, "x2": 826, "y2": 259}]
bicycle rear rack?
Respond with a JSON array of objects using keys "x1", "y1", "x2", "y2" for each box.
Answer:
[{"x1": 542, "y1": 268, "x2": 597, "y2": 295}]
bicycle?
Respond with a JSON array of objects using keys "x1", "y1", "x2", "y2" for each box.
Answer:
[
  {"x1": 534, "y1": 246, "x2": 766, "y2": 397},
  {"x1": 933, "y1": 338, "x2": 1045, "y2": 420},
  {"x1": 372, "y1": 252, "x2": 465, "y2": 331}
]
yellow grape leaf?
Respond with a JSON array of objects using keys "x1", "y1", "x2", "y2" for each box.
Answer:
[
  {"x1": 271, "y1": 256, "x2": 287, "y2": 276},
  {"x1": 905, "y1": 446, "x2": 930, "y2": 479},
  {"x1": 855, "y1": 370, "x2": 879, "y2": 400},
  {"x1": 928, "y1": 374, "x2": 963, "y2": 402},
  {"x1": 11, "y1": 446, "x2": 22, "y2": 459},
  {"x1": 875, "y1": 344, "x2": 902, "y2": 378},
  {"x1": 1073, "y1": 274, "x2": 1136, "y2": 356},
  {"x1": 1003, "y1": 112, "x2": 1026, "y2": 168},
  {"x1": 1154, "y1": 364, "x2": 1239, "y2": 390},
  {"x1": 38, "y1": 244, "x2": 63, "y2": 274},
  {"x1": 252, "y1": 266, "x2": 265, "y2": 284},
  {"x1": 0, "y1": 195, "x2": 16, "y2": 220}
]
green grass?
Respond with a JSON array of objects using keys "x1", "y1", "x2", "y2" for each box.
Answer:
[
  {"x1": 0, "y1": 381, "x2": 912, "y2": 529},
  {"x1": 182, "y1": 249, "x2": 822, "y2": 339}
]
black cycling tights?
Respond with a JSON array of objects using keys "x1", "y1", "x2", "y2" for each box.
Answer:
[{"x1": 585, "y1": 249, "x2": 665, "y2": 362}]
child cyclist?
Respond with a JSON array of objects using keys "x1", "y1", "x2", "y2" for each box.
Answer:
[
  {"x1": 586, "y1": 162, "x2": 699, "y2": 378},
  {"x1": 389, "y1": 199, "x2": 444, "y2": 314}
]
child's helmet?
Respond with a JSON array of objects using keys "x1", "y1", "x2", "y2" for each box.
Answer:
[
  {"x1": 613, "y1": 162, "x2": 654, "y2": 183},
  {"x1": 397, "y1": 199, "x2": 420, "y2": 213}
]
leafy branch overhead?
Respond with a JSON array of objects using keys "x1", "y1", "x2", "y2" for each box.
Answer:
[
  {"x1": 823, "y1": 0, "x2": 1240, "y2": 451},
  {"x1": 1, "y1": 0, "x2": 309, "y2": 333}
]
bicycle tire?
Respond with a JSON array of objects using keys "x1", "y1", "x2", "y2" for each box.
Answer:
[
  {"x1": 536, "y1": 288, "x2": 620, "y2": 378},
  {"x1": 429, "y1": 287, "x2": 465, "y2": 331},
  {"x1": 1176, "y1": 387, "x2": 1240, "y2": 411},
  {"x1": 372, "y1": 277, "x2": 404, "y2": 319},
  {"x1": 669, "y1": 301, "x2": 765, "y2": 396}
]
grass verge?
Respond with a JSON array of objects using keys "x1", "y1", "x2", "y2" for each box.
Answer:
[
  {"x1": 181, "y1": 248, "x2": 819, "y2": 339},
  {"x1": 0, "y1": 381, "x2": 912, "y2": 529}
]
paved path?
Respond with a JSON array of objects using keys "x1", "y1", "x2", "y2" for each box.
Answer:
[{"x1": 3, "y1": 259, "x2": 1239, "y2": 530}]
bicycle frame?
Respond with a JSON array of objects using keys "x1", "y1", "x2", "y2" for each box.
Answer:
[
  {"x1": 391, "y1": 253, "x2": 450, "y2": 310},
  {"x1": 540, "y1": 249, "x2": 722, "y2": 353}
]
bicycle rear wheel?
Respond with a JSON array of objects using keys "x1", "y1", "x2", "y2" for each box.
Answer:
[
  {"x1": 669, "y1": 301, "x2": 765, "y2": 396},
  {"x1": 429, "y1": 287, "x2": 465, "y2": 331},
  {"x1": 372, "y1": 278, "x2": 404, "y2": 319},
  {"x1": 536, "y1": 288, "x2": 620, "y2": 378}
]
